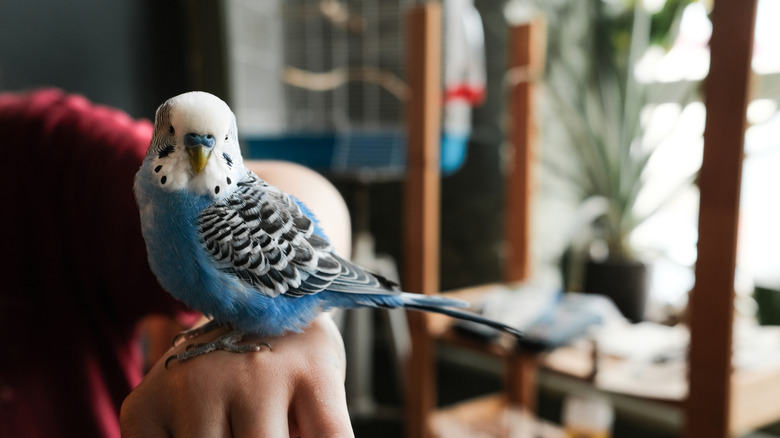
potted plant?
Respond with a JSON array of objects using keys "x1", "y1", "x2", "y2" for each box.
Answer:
[{"x1": 529, "y1": 0, "x2": 699, "y2": 321}]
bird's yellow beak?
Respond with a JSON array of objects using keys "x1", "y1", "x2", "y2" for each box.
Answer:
[{"x1": 187, "y1": 146, "x2": 212, "y2": 174}]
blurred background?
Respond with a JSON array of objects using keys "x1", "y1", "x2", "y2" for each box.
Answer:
[{"x1": 3, "y1": 0, "x2": 779, "y2": 436}]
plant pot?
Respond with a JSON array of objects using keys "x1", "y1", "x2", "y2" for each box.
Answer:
[
  {"x1": 755, "y1": 284, "x2": 780, "y2": 326},
  {"x1": 583, "y1": 259, "x2": 648, "y2": 323}
]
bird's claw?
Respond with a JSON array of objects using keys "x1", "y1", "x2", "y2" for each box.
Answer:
[
  {"x1": 171, "y1": 320, "x2": 224, "y2": 346},
  {"x1": 185, "y1": 342, "x2": 203, "y2": 352},
  {"x1": 164, "y1": 331, "x2": 271, "y2": 369},
  {"x1": 164, "y1": 354, "x2": 178, "y2": 369},
  {"x1": 171, "y1": 332, "x2": 186, "y2": 347}
]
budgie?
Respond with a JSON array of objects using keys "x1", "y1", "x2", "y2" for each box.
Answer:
[{"x1": 134, "y1": 91, "x2": 526, "y2": 365}]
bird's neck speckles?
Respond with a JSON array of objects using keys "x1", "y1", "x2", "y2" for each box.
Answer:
[
  {"x1": 146, "y1": 150, "x2": 190, "y2": 192},
  {"x1": 141, "y1": 147, "x2": 245, "y2": 200},
  {"x1": 190, "y1": 160, "x2": 244, "y2": 198},
  {"x1": 222, "y1": 152, "x2": 234, "y2": 168}
]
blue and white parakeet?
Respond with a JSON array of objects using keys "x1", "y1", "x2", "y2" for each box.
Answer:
[{"x1": 134, "y1": 91, "x2": 525, "y2": 365}]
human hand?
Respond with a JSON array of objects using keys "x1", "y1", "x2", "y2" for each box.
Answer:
[{"x1": 120, "y1": 314, "x2": 353, "y2": 438}]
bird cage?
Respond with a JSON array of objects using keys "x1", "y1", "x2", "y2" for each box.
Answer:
[{"x1": 224, "y1": 0, "x2": 485, "y2": 180}]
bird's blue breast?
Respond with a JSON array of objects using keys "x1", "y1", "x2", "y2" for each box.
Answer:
[{"x1": 136, "y1": 173, "x2": 230, "y2": 315}]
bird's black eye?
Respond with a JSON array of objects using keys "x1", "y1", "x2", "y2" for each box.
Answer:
[
  {"x1": 169, "y1": 125, "x2": 175, "y2": 134},
  {"x1": 224, "y1": 134, "x2": 229, "y2": 141}
]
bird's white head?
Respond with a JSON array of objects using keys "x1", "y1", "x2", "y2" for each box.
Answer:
[{"x1": 145, "y1": 91, "x2": 245, "y2": 198}]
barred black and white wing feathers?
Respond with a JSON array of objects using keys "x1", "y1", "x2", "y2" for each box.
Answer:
[
  {"x1": 197, "y1": 171, "x2": 396, "y2": 299},
  {"x1": 326, "y1": 258, "x2": 400, "y2": 295},
  {"x1": 198, "y1": 171, "x2": 335, "y2": 297}
]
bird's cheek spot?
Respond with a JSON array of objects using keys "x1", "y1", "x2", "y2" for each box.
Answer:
[
  {"x1": 226, "y1": 177, "x2": 232, "y2": 185},
  {"x1": 155, "y1": 165, "x2": 163, "y2": 173},
  {"x1": 215, "y1": 185, "x2": 220, "y2": 194},
  {"x1": 161, "y1": 176, "x2": 167, "y2": 185}
]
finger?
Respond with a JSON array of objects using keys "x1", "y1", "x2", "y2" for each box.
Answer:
[
  {"x1": 167, "y1": 392, "x2": 231, "y2": 438},
  {"x1": 119, "y1": 421, "x2": 169, "y2": 438},
  {"x1": 223, "y1": 345, "x2": 292, "y2": 438},
  {"x1": 230, "y1": 400, "x2": 290, "y2": 438},
  {"x1": 120, "y1": 376, "x2": 172, "y2": 438},
  {"x1": 120, "y1": 397, "x2": 169, "y2": 438},
  {"x1": 161, "y1": 357, "x2": 233, "y2": 438},
  {"x1": 170, "y1": 416, "x2": 230, "y2": 438},
  {"x1": 291, "y1": 376, "x2": 354, "y2": 438}
]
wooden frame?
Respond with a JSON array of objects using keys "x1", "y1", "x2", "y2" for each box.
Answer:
[
  {"x1": 505, "y1": 20, "x2": 545, "y2": 284},
  {"x1": 685, "y1": 1, "x2": 758, "y2": 437},
  {"x1": 403, "y1": 4, "x2": 442, "y2": 438}
]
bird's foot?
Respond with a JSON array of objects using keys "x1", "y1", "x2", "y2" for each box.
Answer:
[
  {"x1": 171, "y1": 320, "x2": 224, "y2": 347},
  {"x1": 165, "y1": 331, "x2": 271, "y2": 368}
]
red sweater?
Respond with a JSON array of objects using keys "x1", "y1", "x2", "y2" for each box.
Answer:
[{"x1": 0, "y1": 89, "x2": 196, "y2": 438}]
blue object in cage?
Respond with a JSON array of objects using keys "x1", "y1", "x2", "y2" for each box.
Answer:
[{"x1": 245, "y1": 130, "x2": 468, "y2": 178}]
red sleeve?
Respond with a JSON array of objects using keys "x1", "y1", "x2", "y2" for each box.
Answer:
[{"x1": 0, "y1": 88, "x2": 198, "y2": 438}]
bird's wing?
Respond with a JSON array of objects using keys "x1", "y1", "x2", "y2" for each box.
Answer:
[
  {"x1": 198, "y1": 171, "x2": 339, "y2": 297},
  {"x1": 197, "y1": 171, "x2": 398, "y2": 298}
]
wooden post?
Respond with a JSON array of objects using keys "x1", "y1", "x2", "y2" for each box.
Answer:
[
  {"x1": 506, "y1": 353, "x2": 540, "y2": 412},
  {"x1": 404, "y1": 4, "x2": 442, "y2": 438},
  {"x1": 504, "y1": 19, "x2": 544, "y2": 413},
  {"x1": 404, "y1": 3, "x2": 442, "y2": 298},
  {"x1": 685, "y1": 1, "x2": 757, "y2": 437},
  {"x1": 504, "y1": 19, "x2": 544, "y2": 283}
]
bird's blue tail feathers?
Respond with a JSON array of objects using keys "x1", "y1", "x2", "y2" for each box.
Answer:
[{"x1": 357, "y1": 292, "x2": 526, "y2": 340}]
